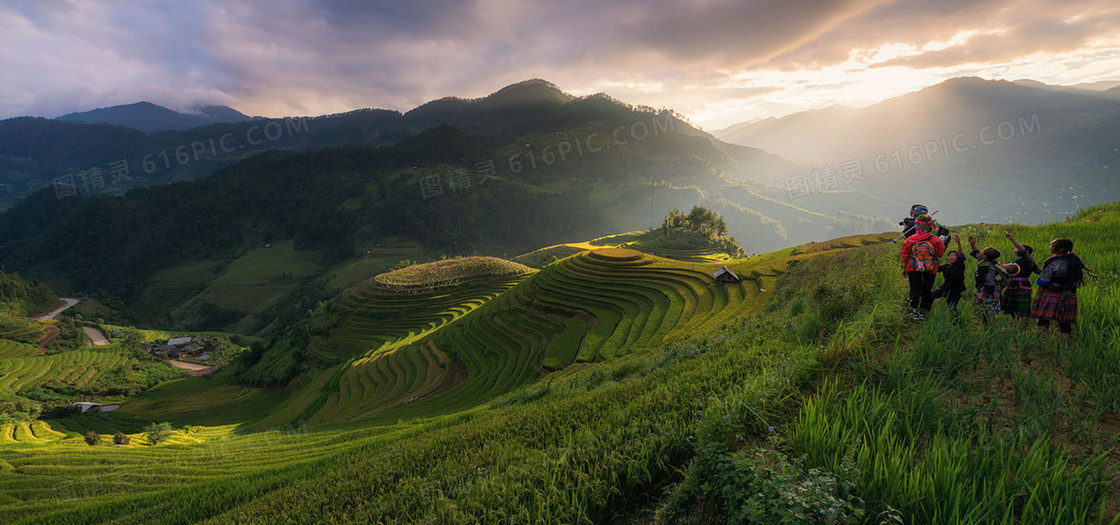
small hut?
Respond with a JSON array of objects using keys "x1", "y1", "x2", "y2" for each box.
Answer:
[{"x1": 712, "y1": 266, "x2": 740, "y2": 284}]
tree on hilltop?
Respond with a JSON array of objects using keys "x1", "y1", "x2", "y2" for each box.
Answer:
[{"x1": 662, "y1": 206, "x2": 728, "y2": 236}]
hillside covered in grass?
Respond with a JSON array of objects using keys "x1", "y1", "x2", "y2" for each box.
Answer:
[
  {"x1": 372, "y1": 256, "x2": 533, "y2": 291},
  {"x1": 1, "y1": 204, "x2": 1119, "y2": 523}
]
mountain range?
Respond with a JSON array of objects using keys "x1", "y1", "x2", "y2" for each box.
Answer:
[{"x1": 714, "y1": 77, "x2": 1120, "y2": 223}]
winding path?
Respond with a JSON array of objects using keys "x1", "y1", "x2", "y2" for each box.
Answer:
[
  {"x1": 36, "y1": 298, "x2": 79, "y2": 321},
  {"x1": 32, "y1": 298, "x2": 80, "y2": 353},
  {"x1": 83, "y1": 326, "x2": 111, "y2": 346}
]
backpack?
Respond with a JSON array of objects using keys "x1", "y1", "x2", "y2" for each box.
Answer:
[
  {"x1": 979, "y1": 261, "x2": 1010, "y2": 289},
  {"x1": 911, "y1": 238, "x2": 937, "y2": 272},
  {"x1": 1051, "y1": 254, "x2": 1085, "y2": 289}
]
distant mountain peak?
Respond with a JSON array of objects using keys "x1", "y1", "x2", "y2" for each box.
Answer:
[
  {"x1": 55, "y1": 101, "x2": 250, "y2": 133},
  {"x1": 930, "y1": 76, "x2": 1019, "y2": 92},
  {"x1": 498, "y1": 78, "x2": 562, "y2": 91},
  {"x1": 485, "y1": 78, "x2": 573, "y2": 105}
]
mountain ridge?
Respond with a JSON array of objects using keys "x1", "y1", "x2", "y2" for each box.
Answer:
[
  {"x1": 713, "y1": 76, "x2": 1120, "y2": 224},
  {"x1": 56, "y1": 101, "x2": 253, "y2": 133}
]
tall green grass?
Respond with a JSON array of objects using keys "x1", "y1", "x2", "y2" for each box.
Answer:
[{"x1": 660, "y1": 205, "x2": 1120, "y2": 523}]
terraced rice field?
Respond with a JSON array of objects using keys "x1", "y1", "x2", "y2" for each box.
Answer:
[
  {"x1": 0, "y1": 348, "x2": 135, "y2": 393},
  {"x1": 0, "y1": 316, "x2": 48, "y2": 345},
  {"x1": 0, "y1": 419, "x2": 386, "y2": 522},
  {"x1": 307, "y1": 274, "x2": 529, "y2": 364},
  {"x1": 790, "y1": 232, "x2": 897, "y2": 254},
  {"x1": 622, "y1": 238, "x2": 733, "y2": 262},
  {"x1": 268, "y1": 245, "x2": 816, "y2": 427},
  {"x1": 255, "y1": 282, "x2": 526, "y2": 426},
  {"x1": 514, "y1": 243, "x2": 592, "y2": 268},
  {"x1": 0, "y1": 421, "x2": 67, "y2": 445},
  {"x1": 517, "y1": 230, "x2": 736, "y2": 267},
  {"x1": 0, "y1": 340, "x2": 39, "y2": 359},
  {"x1": 401, "y1": 248, "x2": 773, "y2": 412}
]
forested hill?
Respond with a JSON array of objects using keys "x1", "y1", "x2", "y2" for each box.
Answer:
[
  {"x1": 0, "y1": 126, "x2": 499, "y2": 297},
  {"x1": 0, "y1": 79, "x2": 699, "y2": 209},
  {"x1": 0, "y1": 272, "x2": 58, "y2": 317}
]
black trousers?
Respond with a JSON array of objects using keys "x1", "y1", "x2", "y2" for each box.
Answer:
[
  {"x1": 932, "y1": 284, "x2": 963, "y2": 308},
  {"x1": 908, "y1": 272, "x2": 937, "y2": 311}
]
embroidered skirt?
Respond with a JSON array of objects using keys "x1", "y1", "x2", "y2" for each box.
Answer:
[{"x1": 1032, "y1": 288, "x2": 1077, "y2": 323}]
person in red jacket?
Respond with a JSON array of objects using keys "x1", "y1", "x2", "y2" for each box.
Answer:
[{"x1": 900, "y1": 215, "x2": 946, "y2": 320}]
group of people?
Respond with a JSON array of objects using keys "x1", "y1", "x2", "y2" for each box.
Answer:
[{"x1": 897, "y1": 204, "x2": 1086, "y2": 339}]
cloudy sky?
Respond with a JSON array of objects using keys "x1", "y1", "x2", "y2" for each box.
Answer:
[{"x1": 2, "y1": 0, "x2": 1119, "y2": 129}]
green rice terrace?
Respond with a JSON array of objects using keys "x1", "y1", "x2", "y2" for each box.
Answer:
[
  {"x1": 0, "y1": 316, "x2": 51, "y2": 357},
  {"x1": 2, "y1": 204, "x2": 1120, "y2": 523}
]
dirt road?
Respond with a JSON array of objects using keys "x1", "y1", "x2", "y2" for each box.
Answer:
[
  {"x1": 36, "y1": 298, "x2": 79, "y2": 321},
  {"x1": 37, "y1": 325, "x2": 61, "y2": 353},
  {"x1": 83, "y1": 326, "x2": 111, "y2": 346},
  {"x1": 169, "y1": 360, "x2": 219, "y2": 376}
]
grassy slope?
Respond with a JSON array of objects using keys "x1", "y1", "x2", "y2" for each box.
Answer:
[
  {"x1": 129, "y1": 239, "x2": 426, "y2": 335},
  {"x1": 176, "y1": 241, "x2": 321, "y2": 324},
  {"x1": 2, "y1": 205, "x2": 1119, "y2": 523},
  {"x1": 0, "y1": 273, "x2": 60, "y2": 358},
  {"x1": 373, "y1": 256, "x2": 533, "y2": 289},
  {"x1": 115, "y1": 368, "x2": 289, "y2": 427},
  {"x1": 513, "y1": 228, "x2": 745, "y2": 267},
  {"x1": 0, "y1": 348, "x2": 137, "y2": 394},
  {"x1": 622, "y1": 228, "x2": 745, "y2": 262}
]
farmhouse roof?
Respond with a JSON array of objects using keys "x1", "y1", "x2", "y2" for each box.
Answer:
[
  {"x1": 712, "y1": 266, "x2": 739, "y2": 280},
  {"x1": 167, "y1": 336, "x2": 192, "y2": 346},
  {"x1": 72, "y1": 402, "x2": 102, "y2": 413}
]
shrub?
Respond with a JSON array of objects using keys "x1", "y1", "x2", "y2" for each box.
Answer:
[
  {"x1": 0, "y1": 393, "x2": 42, "y2": 422},
  {"x1": 113, "y1": 432, "x2": 130, "y2": 445},
  {"x1": 658, "y1": 441, "x2": 864, "y2": 524},
  {"x1": 144, "y1": 422, "x2": 174, "y2": 445},
  {"x1": 84, "y1": 431, "x2": 101, "y2": 446}
]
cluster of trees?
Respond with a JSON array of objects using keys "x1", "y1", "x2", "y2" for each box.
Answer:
[
  {"x1": 43, "y1": 315, "x2": 88, "y2": 353},
  {"x1": 0, "y1": 392, "x2": 42, "y2": 423},
  {"x1": 658, "y1": 206, "x2": 746, "y2": 258},
  {"x1": 662, "y1": 206, "x2": 729, "y2": 236},
  {"x1": 84, "y1": 423, "x2": 172, "y2": 447}
]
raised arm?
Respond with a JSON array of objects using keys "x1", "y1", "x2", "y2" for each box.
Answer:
[
  {"x1": 1004, "y1": 231, "x2": 1026, "y2": 253},
  {"x1": 954, "y1": 234, "x2": 962, "y2": 254},
  {"x1": 967, "y1": 235, "x2": 982, "y2": 260}
]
